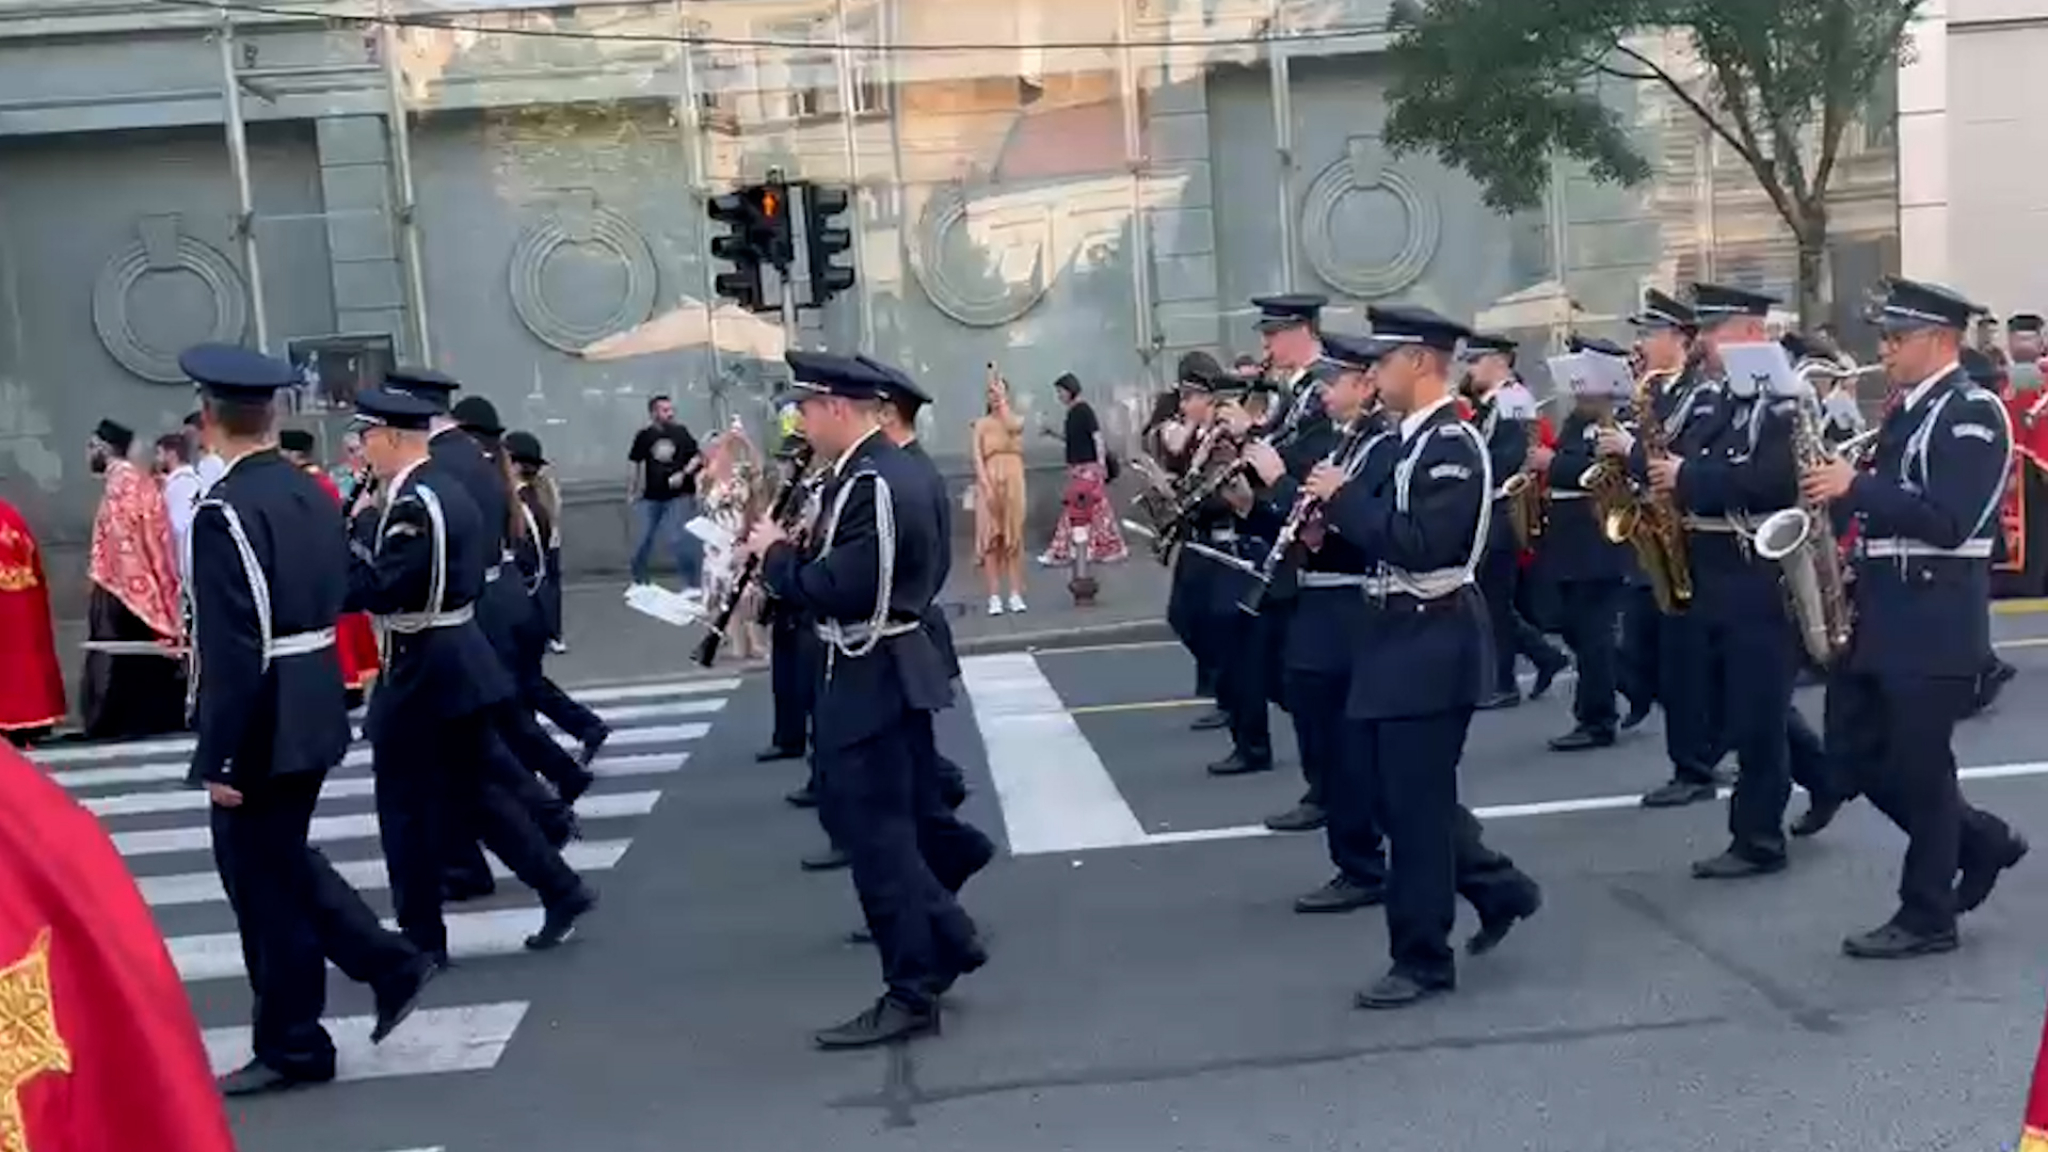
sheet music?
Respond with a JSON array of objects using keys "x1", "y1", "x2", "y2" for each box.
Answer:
[
  {"x1": 1545, "y1": 353, "x2": 1631, "y2": 400},
  {"x1": 1717, "y1": 341, "x2": 1809, "y2": 401}
]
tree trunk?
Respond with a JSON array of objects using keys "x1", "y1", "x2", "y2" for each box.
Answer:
[{"x1": 1792, "y1": 200, "x2": 1831, "y2": 331}]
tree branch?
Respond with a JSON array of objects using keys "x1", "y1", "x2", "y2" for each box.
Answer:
[
  {"x1": 1609, "y1": 39, "x2": 1757, "y2": 169},
  {"x1": 1702, "y1": 54, "x2": 1805, "y2": 236}
]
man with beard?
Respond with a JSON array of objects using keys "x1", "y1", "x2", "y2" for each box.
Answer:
[{"x1": 81, "y1": 418, "x2": 186, "y2": 739}]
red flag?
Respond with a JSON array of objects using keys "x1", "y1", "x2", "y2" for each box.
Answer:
[
  {"x1": 0, "y1": 743, "x2": 236, "y2": 1152},
  {"x1": 306, "y1": 468, "x2": 382, "y2": 691},
  {"x1": 0, "y1": 497, "x2": 66, "y2": 734}
]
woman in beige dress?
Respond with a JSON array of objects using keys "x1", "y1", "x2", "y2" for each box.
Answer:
[{"x1": 972, "y1": 371, "x2": 1029, "y2": 615}]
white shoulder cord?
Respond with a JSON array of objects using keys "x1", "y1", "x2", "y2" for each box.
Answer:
[
  {"x1": 184, "y1": 498, "x2": 274, "y2": 721},
  {"x1": 518, "y1": 502, "x2": 545, "y2": 596},
  {"x1": 817, "y1": 469, "x2": 897, "y2": 660},
  {"x1": 1454, "y1": 422, "x2": 1495, "y2": 579}
]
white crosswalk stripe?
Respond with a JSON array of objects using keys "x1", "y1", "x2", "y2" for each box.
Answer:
[{"x1": 25, "y1": 673, "x2": 740, "y2": 1146}]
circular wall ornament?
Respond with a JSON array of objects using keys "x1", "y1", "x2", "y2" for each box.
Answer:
[
  {"x1": 906, "y1": 185, "x2": 1051, "y2": 329},
  {"x1": 508, "y1": 204, "x2": 659, "y2": 352},
  {"x1": 91, "y1": 231, "x2": 249, "y2": 384},
  {"x1": 1299, "y1": 144, "x2": 1441, "y2": 301}
]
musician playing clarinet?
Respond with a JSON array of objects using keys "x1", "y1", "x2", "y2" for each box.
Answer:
[{"x1": 1801, "y1": 277, "x2": 2028, "y2": 959}]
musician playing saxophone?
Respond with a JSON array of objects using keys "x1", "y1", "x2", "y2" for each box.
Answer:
[
  {"x1": 1643, "y1": 284, "x2": 1836, "y2": 880},
  {"x1": 1463, "y1": 333, "x2": 1568, "y2": 711},
  {"x1": 1796, "y1": 278, "x2": 2027, "y2": 959},
  {"x1": 1532, "y1": 337, "x2": 1634, "y2": 753}
]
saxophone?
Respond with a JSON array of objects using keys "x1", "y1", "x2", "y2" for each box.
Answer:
[
  {"x1": 1623, "y1": 368, "x2": 1694, "y2": 614},
  {"x1": 1751, "y1": 396, "x2": 1855, "y2": 666}
]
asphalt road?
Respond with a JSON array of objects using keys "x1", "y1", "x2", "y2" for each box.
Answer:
[{"x1": 48, "y1": 612, "x2": 2048, "y2": 1152}]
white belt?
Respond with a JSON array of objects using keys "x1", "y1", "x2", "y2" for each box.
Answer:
[
  {"x1": 1299, "y1": 572, "x2": 1371, "y2": 589},
  {"x1": 815, "y1": 618, "x2": 922, "y2": 647},
  {"x1": 1209, "y1": 527, "x2": 1239, "y2": 543},
  {"x1": 382, "y1": 604, "x2": 476, "y2": 634},
  {"x1": 1185, "y1": 542, "x2": 1256, "y2": 573},
  {"x1": 1860, "y1": 537, "x2": 1994, "y2": 560},
  {"x1": 1684, "y1": 515, "x2": 1740, "y2": 534},
  {"x1": 1364, "y1": 567, "x2": 1475, "y2": 601},
  {"x1": 483, "y1": 563, "x2": 504, "y2": 583},
  {"x1": 1550, "y1": 490, "x2": 1588, "y2": 501},
  {"x1": 267, "y1": 628, "x2": 336, "y2": 659}
]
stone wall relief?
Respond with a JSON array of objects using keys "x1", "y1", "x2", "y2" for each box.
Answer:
[
  {"x1": 91, "y1": 214, "x2": 250, "y2": 384},
  {"x1": 906, "y1": 182, "x2": 1054, "y2": 329},
  {"x1": 508, "y1": 190, "x2": 660, "y2": 353},
  {"x1": 1300, "y1": 135, "x2": 1441, "y2": 301}
]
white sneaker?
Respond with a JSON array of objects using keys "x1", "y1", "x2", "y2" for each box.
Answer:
[
  {"x1": 987, "y1": 595, "x2": 1005, "y2": 617},
  {"x1": 1007, "y1": 594, "x2": 1028, "y2": 613}
]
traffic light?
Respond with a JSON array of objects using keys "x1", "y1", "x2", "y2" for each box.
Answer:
[
  {"x1": 803, "y1": 184, "x2": 857, "y2": 306},
  {"x1": 705, "y1": 179, "x2": 795, "y2": 313}
]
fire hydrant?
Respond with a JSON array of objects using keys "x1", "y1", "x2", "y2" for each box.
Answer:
[{"x1": 1063, "y1": 485, "x2": 1100, "y2": 607}]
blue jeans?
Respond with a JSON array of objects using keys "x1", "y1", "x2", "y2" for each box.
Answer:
[{"x1": 631, "y1": 496, "x2": 703, "y2": 587}]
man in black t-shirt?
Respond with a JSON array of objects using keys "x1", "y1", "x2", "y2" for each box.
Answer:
[{"x1": 627, "y1": 394, "x2": 704, "y2": 588}]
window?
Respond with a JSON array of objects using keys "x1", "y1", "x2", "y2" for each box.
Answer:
[{"x1": 749, "y1": 11, "x2": 892, "y2": 124}]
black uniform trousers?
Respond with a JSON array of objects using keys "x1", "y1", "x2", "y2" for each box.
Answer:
[
  {"x1": 908, "y1": 711, "x2": 995, "y2": 894},
  {"x1": 1618, "y1": 584, "x2": 1661, "y2": 708},
  {"x1": 816, "y1": 721, "x2": 966, "y2": 1012},
  {"x1": 213, "y1": 770, "x2": 419, "y2": 1077},
  {"x1": 1477, "y1": 538, "x2": 1522, "y2": 696},
  {"x1": 1695, "y1": 611, "x2": 1799, "y2": 864},
  {"x1": 1657, "y1": 609, "x2": 1721, "y2": 786},
  {"x1": 1348, "y1": 708, "x2": 1530, "y2": 986},
  {"x1": 377, "y1": 708, "x2": 584, "y2": 957},
  {"x1": 1558, "y1": 578, "x2": 1624, "y2": 732},
  {"x1": 770, "y1": 609, "x2": 817, "y2": 754},
  {"x1": 1168, "y1": 552, "x2": 1220, "y2": 702},
  {"x1": 525, "y1": 673, "x2": 606, "y2": 750},
  {"x1": 1825, "y1": 671, "x2": 2021, "y2": 935},
  {"x1": 1287, "y1": 668, "x2": 1384, "y2": 885},
  {"x1": 1216, "y1": 604, "x2": 1280, "y2": 767}
]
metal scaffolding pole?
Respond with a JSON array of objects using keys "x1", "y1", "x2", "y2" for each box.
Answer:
[
  {"x1": 833, "y1": 0, "x2": 876, "y2": 354},
  {"x1": 1116, "y1": 0, "x2": 1155, "y2": 371},
  {"x1": 378, "y1": 15, "x2": 432, "y2": 363},
  {"x1": 1268, "y1": 2, "x2": 1297, "y2": 291},
  {"x1": 215, "y1": 13, "x2": 271, "y2": 353},
  {"x1": 674, "y1": 3, "x2": 726, "y2": 394}
]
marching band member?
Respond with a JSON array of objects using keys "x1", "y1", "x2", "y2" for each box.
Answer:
[
  {"x1": 1463, "y1": 332, "x2": 1567, "y2": 709},
  {"x1": 1532, "y1": 337, "x2": 1633, "y2": 751},
  {"x1": 745, "y1": 352, "x2": 981, "y2": 1046},
  {"x1": 1309, "y1": 306, "x2": 1541, "y2": 1008},
  {"x1": 1803, "y1": 278, "x2": 2029, "y2": 958},
  {"x1": 1279, "y1": 334, "x2": 1390, "y2": 911},
  {"x1": 1164, "y1": 352, "x2": 1231, "y2": 732}
]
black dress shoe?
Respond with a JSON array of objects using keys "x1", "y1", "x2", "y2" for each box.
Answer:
[
  {"x1": 1206, "y1": 751, "x2": 1272, "y2": 777},
  {"x1": 801, "y1": 846, "x2": 851, "y2": 872},
  {"x1": 785, "y1": 785, "x2": 820, "y2": 809},
  {"x1": 1353, "y1": 970, "x2": 1451, "y2": 1010},
  {"x1": 1842, "y1": 921, "x2": 1958, "y2": 960},
  {"x1": 846, "y1": 927, "x2": 875, "y2": 945},
  {"x1": 1293, "y1": 875, "x2": 1384, "y2": 914},
  {"x1": 931, "y1": 937, "x2": 990, "y2": 996},
  {"x1": 813, "y1": 997, "x2": 939, "y2": 1049},
  {"x1": 525, "y1": 888, "x2": 597, "y2": 951},
  {"x1": 442, "y1": 876, "x2": 497, "y2": 903},
  {"x1": 1547, "y1": 727, "x2": 1615, "y2": 752},
  {"x1": 1958, "y1": 833, "x2": 2029, "y2": 914},
  {"x1": 370, "y1": 955, "x2": 439, "y2": 1044},
  {"x1": 1619, "y1": 696, "x2": 1654, "y2": 731},
  {"x1": 1529, "y1": 656, "x2": 1567, "y2": 701},
  {"x1": 1189, "y1": 708, "x2": 1230, "y2": 732},
  {"x1": 1264, "y1": 802, "x2": 1327, "y2": 833},
  {"x1": 574, "y1": 727, "x2": 611, "y2": 772},
  {"x1": 1640, "y1": 779, "x2": 1717, "y2": 809},
  {"x1": 1972, "y1": 660, "x2": 2020, "y2": 716},
  {"x1": 1790, "y1": 795, "x2": 1845, "y2": 838},
  {"x1": 1468, "y1": 878, "x2": 1542, "y2": 955},
  {"x1": 757, "y1": 745, "x2": 805, "y2": 763},
  {"x1": 217, "y1": 1058, "x2": 333, "y2": 1097},
  {"x1": 1690, "y1": 850, "x2": 1787, "y2": 880},
  {"x1": 1476, "y1": 691, "x2": 1522, "y2": 711}
]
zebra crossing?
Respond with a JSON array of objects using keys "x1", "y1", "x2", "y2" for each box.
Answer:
[{"x1": 26, "y1": 673, "x2": 741, "y2": 1128}]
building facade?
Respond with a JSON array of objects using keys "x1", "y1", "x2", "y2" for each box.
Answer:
[{"x1": 0, "y1": 0, "x2": 1899, "y2": 589}]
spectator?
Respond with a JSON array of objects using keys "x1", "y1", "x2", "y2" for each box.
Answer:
[
  {"x1": 81, "y1": 419, "x2": 184, "y2": 740},
  {"x1": 156, "y1": 432, "x2": 202, "y2": 571},
  {"x1": 183, "y1": 411, "x2": 226, "y2": 496},
  {"x1": 627, "y1": 394, "x2": 704, "y2": 590},
  {"x1": 1038, "y1": 373, "x2": 1128, "y2": 566},
  {"x1": 972, "y1": 371, "x2": 1028, "y2": 614}
]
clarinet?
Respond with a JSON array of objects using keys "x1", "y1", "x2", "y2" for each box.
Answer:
[
  {"x1": 691, "y1": 444, "x2": 817, "y2": 668},
  {"x1": 1236, "y1": 414, "x2": 1377, "y2": 616}
]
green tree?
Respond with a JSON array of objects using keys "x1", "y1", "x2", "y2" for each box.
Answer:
[{"x1": 1382, "y1": 0, "x2": 1922, "y2": 323}]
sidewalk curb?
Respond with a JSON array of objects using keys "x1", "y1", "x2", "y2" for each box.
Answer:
[{"x1": 555, "y1": 616, "x2": 1174, "y2": 691}]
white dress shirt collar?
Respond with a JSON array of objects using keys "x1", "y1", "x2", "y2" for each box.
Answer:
[
  {"x1": 832, "y1": 425, "x2": 884, "y2": 477},
  {"x1": 1399, "y1": 394, "x2": 1458, "y2": 442},
  {"x1": 1904, "y1": 361, "x2": 1960, "y2": 413}
]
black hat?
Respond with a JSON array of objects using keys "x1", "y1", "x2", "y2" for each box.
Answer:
[
  {"x1": 2009, "y1": 312, "x2": 2044, "y2": 335},
  {"x1": 1567, "y1": 334, "x2": 1630, "y2": 360},
  {"x1": 1367, "y1": 304, "x2": 1471, "y2": 353},
  {"x1": 1689, "y1": 283, "x2": 1779, "y2": 324},
  {"x1": 783, "y1": 350, "x2": 889, "y2": 402},
  {"x1": 179, "y1": 343, "x2": 298, "y2": 399},
  {"x1": 93, "y1": 419, "x2": 134, "y2": 454},
  {"x1": 451, "y1": 396, "x2": 504, "y2": 438},
  {"x1": 1461, "y1": 332, "x2": 1517, "y2": 361},
  {"x1": 1251, "y1": 293, "x2": 1328, "y2": 333},
  {"x1": 384, "y1": 367, "x2": 461, "y2": 411},
  {"x1": 1960, "y1": 347, "x2": 2005, "y2": 386},
  {"x1": 855, "y1": 355, "x2": 931, "y2": 413},
  {"x1": 504, "y1": 430, "x2": 546, "y2": 466},
  {"x1": 278, "y1": 428, "x2": 316, "y2": 454},
  {"x1": 1176, "y1": 350, "x2": 1226, "y2": 389},
  {"x1": 1322, "y1": 332, "x2": 1391, "y2": 371},
  {"x1": 1629, "y1": 288, "x2": 1698, "y2": 332},
  {"x1": 1865, "y1": 277, "x2": 1980, "y2": 334},
  {"x1": 351, "y1": 387, "x2": 440, "y2": 431}
]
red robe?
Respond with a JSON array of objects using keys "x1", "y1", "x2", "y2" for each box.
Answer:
[
  {"x1": 0, "y1": 498, "x2": 66, "y2": 733},
  {"x1": 0, "y1": 741, "x2": 238, "y2": 1151},
  {"x1": 307, "y1": 469, "x2": 381, "y2": 690}
]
